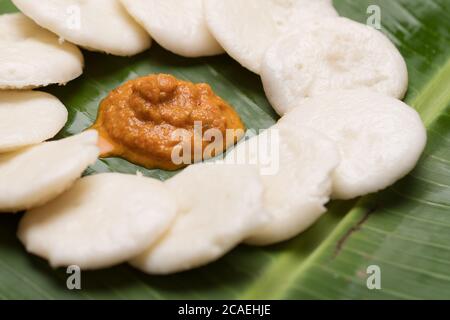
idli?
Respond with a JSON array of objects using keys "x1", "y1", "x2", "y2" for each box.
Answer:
[
  {"x1": 0, "y1": 13, "x2": 83, "y2": 89},
  {"x1": 131, "y1": 163, "x2": 268, "y2": 274},
  {"x1": 0, "y1": 131, "x2": 99, "y2": 213},
  {"x1": 121, "y1": 0, "x2": 223, "y2": 57},
  {"x1": 0, "y1": 90, "x2": 68, "y2": 152},
  {"x1": 18, "y1": 173, "x2": 177, "y2": 269},
  {"x1": 204, "y1": 0, "x2": 337, "y2": 73},
  {"x1": 279, "y1": 90, "x2": 427, "y2": 199},
  {"x1": 262, "y1": 17, "x2": 408, "y2": 115},
  {"x1": 224, "y1": 125, "x2": 340, "y2": 246}
]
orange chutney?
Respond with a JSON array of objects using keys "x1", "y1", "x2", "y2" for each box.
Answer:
[{"x1": 92, "y1": 74, "x2": 245, "y2": 170}]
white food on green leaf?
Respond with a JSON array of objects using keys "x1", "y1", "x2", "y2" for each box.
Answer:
[
  {"x1": 262, "y1": 17, "x2": 408, "y2": 115},
  {"x1": 12, "y1": 0, "x2": 151, "y2": 56},
  {"x1": 279, "y1": 90, "x2": 427, "y2": 200},
  {"x1": 121, "y1": 0, "x2": 223, "y2": 57},
  {"x1": 0, "y1": 13, "x2": 83, "y2": 89},
  {"x1": 18, "y1": 173, "x2": 177, "y2": 269},
  {"x1": 130, "y1": 163, "x2": 268, "y2": 274},
  {"x1": 225, "y1": 125, "x2": 340, "y2": 246},
  {"x1": 0, "y1": 131, "x2": 99, "y2": 213},
  {"x1": 0, "y1": 90, "x2": 68, "y2": 152},
  {"x1": 204, "y1": 0, "x2": 337, "y2": 74}
]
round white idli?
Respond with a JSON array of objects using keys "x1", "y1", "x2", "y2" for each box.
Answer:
[
  {"x1": 12, "y1": 0, "x2": 151, "y2": 56},
  {"x1": 262, "y1": 17, "x2": 408, "y2": 115},
  {"x1": 0, "y1": 130, "x2": 99, "y2": 213},
  {"x1": 0, "y1": 90, "x2": 68, "y2": 153},
  {"x1": 0, "y1": 13, "x2": 83, "y2": 89},
  {"x1": 18, "y1": 173, "x2": 177, "y2": 269},
  {"x1": 130, "y1": 163, "x2": 268, "y2": 274},
  {"x1": 121, "y1": 0, "x2": 223, "y2": 57},
  {"x1": 279, "y1": 90, "x2": 427, "y2": 200},
  {"x1": 204, "y1": 0, "x2": 337, "y2": 73},
  {"x1": 224, "y1": 125, "x2": 340, "y2": 246}
]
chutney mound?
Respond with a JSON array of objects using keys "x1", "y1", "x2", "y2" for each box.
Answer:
[{"x1": 93, "y1": 74, "x2": 245, "y2": 170}]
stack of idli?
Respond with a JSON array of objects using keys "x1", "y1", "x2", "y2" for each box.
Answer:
[
  {"x1": 0, "y1": 10, "x2": 97, "y2": 214},
  {"x1": 1, "y1": 0, "x2": 153, "y2": 213},
  {"x1": 0, "y1": 2, "x2": 165, "y2": 272},
  {"x1": 0, "y1": 88, "x2": 100, "y2": 213}
]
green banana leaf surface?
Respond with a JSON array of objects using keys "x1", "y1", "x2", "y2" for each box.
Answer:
[{"x1": 0, "y1": 0, "x2": 449, "y2": 299}]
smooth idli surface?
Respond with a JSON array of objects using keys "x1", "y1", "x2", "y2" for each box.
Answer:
[
  {"x1": 279, "y1": 90, "x2": 427, "y2": 200},
  {"x1": 204, "y1": 0, "x2": 337, "y2": 73},
  {"x1": 121, "y1": 0, "x2": 223, "y2": 57},
  {"x1": 262, "y1": 17, "x2": 408, "y2": 115},
  {"x1": 12, "y1": 0, "x2": 151, "y2": 56},
  {"x1": 225, "y1": 125, "x2": 340, "y2": 246},
  {"x1": 0, "y1": 90, "x2": 68, "y2": 152},
  {"x1": 131, "y1": 163, "x2": 268, "y2": 274},
  {"x1": 0, "y1": 13, "x2": 83, "y2": 89},
  {"x1": 0, "y1": 131, "x2": 99, "y2": 213},
  {"x1": 18, "y1": 173, "x2": 177, "y2": 269}
]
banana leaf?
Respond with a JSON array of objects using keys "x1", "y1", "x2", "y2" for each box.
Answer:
[{"x1": 0, "y1": 0, "x2": 449, "y2": 299}]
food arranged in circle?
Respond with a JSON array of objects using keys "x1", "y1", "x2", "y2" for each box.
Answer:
[{"x1": 0, "y1": 0, "x2": 427, "y2": 276}]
